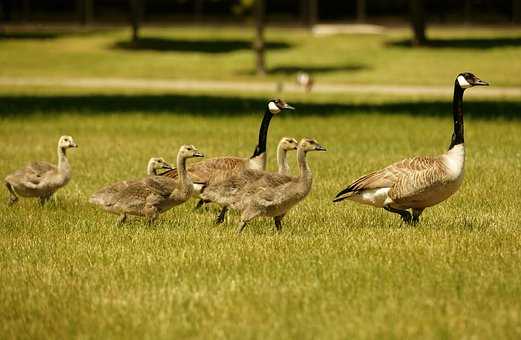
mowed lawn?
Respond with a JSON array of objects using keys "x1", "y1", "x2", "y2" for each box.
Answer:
[
  {"x1": 1, "y1": 25, "x2": 521, "y2": 86},
  {"x1": 1, "y1": 86, "x2": 521, "y2": 339}
]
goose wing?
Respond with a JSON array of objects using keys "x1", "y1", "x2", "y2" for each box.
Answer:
[
  {"x1": 233, "y1": 173, "x2": 294, "y2": 207},
  {"x1": 7, "y1": 161, "x2": 57, "y2": 188},
  {"x1": 334, "y1": 156, "x2": 438, "y2": 202},
  {"x1": 142, "y1": 176, "x2": 177, "y2": 197},
  {"x1": 161, "y1": 157, "x2": 246, "y2": 185}
]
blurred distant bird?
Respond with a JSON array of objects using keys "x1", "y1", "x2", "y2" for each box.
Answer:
[{"x1": 296, "y1": 72, "x2": 313, "y2": 92}]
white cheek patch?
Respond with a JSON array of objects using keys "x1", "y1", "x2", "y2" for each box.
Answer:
[
  {"x1": 268, "y1": 102, "x2": 281, "y2": 114},
  {"x1": 457, "y1": 75, "x2": 471, "y2": 89}
]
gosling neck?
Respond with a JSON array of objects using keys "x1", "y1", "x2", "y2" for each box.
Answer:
[
  {"x1": 176, "y1": 153, "x2": 190, "y2": 187},
  {"x1": 147, "y1": 162, "x2": 156, "y2": 176},
  {"x1": 277, "y1": 146, "x2": 290, "y2": 175},
  {"x1": 297, "y1": 148, "x2": 312, "y2": 185},
  {"x1": 57, "y1": 145, "x2": 70, "y2": 174},
  {"x1": 449, "y1": 80, "x2": 465, "y2": 150},
  {"x1": 249, "y1": 108, "x2": 273, "y2": 170}
]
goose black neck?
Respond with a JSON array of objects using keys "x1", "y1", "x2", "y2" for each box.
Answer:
[
  {"x1": 449, "y1": 80, "x2": 465, "y2": 150},
  {"x1": 251, "y1": 108, "x2": 273, "y2": 158}
]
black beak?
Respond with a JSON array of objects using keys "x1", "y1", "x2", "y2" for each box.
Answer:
[
  {"x1": 283, "y1": 103, "x2": 295, "y2": 110},
  {"x1": 315, "y1": 144, "x2": 327, "y2": 151},
  {"x1": 474, "y1": 79, "x2": 489, "y2": 86},
  {"x1": 194, "y1": 151, "x2": 205, "y2": 158}
]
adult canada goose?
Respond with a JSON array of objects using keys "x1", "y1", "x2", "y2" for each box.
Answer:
[
  {"x1": 333, "y1": 72, "x2": 489, "y2": 223},
  {"x1": 277, "y1": 137, "x2": 298, "y2": 176},
  {"x1": 5, "y1": 135, "x2": 78, "y2": 206},
  {"x1": 161, "y1": 99, "x2": 295, "y2": 222},
  {"x1": 90, "y1": 157, "x2": 173, "y2": 204},
  {"x1": 90, "y1": 145, "x2": 203, "y2": 225},
  {"x1": 201, "y1": 138, "x2": 326, "y2": 233}
]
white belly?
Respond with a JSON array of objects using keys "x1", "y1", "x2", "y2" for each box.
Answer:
[{"x1": 348, "y1": 188, "x2": 390, "y2": 208}]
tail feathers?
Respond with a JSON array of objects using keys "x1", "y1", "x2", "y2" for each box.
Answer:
[{"x1": 333, "y1": 187, "x2": 356, "y2": 203}]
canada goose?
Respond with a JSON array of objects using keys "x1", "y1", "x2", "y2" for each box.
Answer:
[
  {"x1": 4, "y1": 135, "x2": 78, "y2": 206},
  {"x1": 333, "y1": 72, "x2": 489, "y2": 223},
  {"x1": 201, "y1": 138, "x2": 326, "y2": 233},
  {"x1": 90, "y1": 157, "x2": 173, "y2": 204},
  {"x1": 90, "y1": 145, "x2": 203, "y2": 225},
  {"x1": 277, "y1": 137, "x2": 298, "y2": 176},
  {"x1": 161, "y1": 99, "x2": 295, "y2": 223}
]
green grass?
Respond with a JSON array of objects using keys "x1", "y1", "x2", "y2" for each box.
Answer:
[
  {"x1": 1, "y1": 86, "x2": 521, "y2": 339},
  {"x1": 1, "y1": 25, "x2": 521, "y2": 86}
]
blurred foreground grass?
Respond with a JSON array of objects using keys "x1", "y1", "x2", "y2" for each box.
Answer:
[{"x1": 1, "y1": 86, "x2": 521, "y2": 338}]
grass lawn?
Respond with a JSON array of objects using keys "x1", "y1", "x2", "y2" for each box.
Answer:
[
  {"x1": 1, "y1": 25, "x2": 521, "y2": 86},
  {"x1": 1, "y1": 85, "x2": 521, "y2": 338}
]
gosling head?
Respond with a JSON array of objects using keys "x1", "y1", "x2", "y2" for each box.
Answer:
[
  {"x1": 457, "y1": 72, "x2": 489, "y2": 90},
  {"x1": 268, "y1": 99, "x2": 295, "y2": 115},
  {"x1": 179, "y1": 145, "x2": 204, "y2": 159},
  {"x1": 279, "y1": 137, "x2": 298, "y2": 151},
  {"x1": 58, "y1": 135, "x2": 78, "y2": 149},
  {"x1": 148, "y1": 157, "x2": 173, "y2": 173},
  {"x1": 299, "y1": 138, "x2": 327, "y2": 153}
]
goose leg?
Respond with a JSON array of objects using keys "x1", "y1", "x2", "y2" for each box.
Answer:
[
  {"x1": 238, "y1": 210, "x2": 258, "y2": 233},
  {"x1": 39, "y1": 195, "x2": 52, "y2": 206},
  {"x1": 147, "y1": 212, "x2": 159, "y2": 226},
  {"x1": 215, "y1": 206, "x2": 228, "y2": 224},
  {"x1": 238, "y1": 220, "x2": 248, "y2": 233},
  {"x1": 116, "y1": 213, "x2": 127, "y2": 226},
  {"x1": 5, "y1": 182, "x2": 18, "y2": 206},
  {"x1": 384, "y1": 205, "x2": 412, "y2": 224},
  {"x1": 193, "y1": 199, "x2": 208, "y2": 211},
  {"x1": 412, "y1": 208, "x2": 424, "y2": 224},
  {"x1": 274, "y1": 215, "x2": 285, "y2": 232}
]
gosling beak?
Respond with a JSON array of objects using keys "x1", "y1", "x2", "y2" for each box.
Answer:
[
  {"x1": 71, "y1": 143, "x2": 78, "y2": 148},
  {"x1": 283, "y1": 103, "x2": 295, "y2": 110},
  {"x1": 163, "y1": 164, "x2": 174, "y2": 170},
  {"x1": 315, "y1": 144, "x2": 327, "y2": 151},
  {"x1": 474, "y1": 79, "x2": 489, "y2": 86},
  {"x1": 193, "y1": 151, "x2": 205, "y2": 158}
]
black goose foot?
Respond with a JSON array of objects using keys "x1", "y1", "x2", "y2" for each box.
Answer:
[
  {"x1": 215, "y1": 207, "x2": 228, "y2": 224},
  {"x1": 400, "y1": 211, "x2": 413, "y2": 224}
]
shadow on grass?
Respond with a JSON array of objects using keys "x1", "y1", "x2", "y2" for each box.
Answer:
[
  {"x1": 388, "y1": 37, "x2": 521, "y2": 49},
  {"x1": 268, "y1": 64, "x2": 367, "y2": 75},
  {"x1": 1, "y1": 94, "x2": 520, "y2": 120},
  {"x1": 113, "y1": 37, "x2": 291, "y2": 53},
  {"x1": 0, "y1": 29, "x2": 106, "y2": 40}
]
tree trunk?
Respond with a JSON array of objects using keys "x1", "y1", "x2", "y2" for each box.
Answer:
[
  {"x1": 357, "y1": 0, "x2": 366, "y2": 23},
  {"x1": 464, "y1": 0, "x2": 471, "y2": 25},
  {"x1": 409, "y1": 0, "x2": 427, "y2": 46},
  {"x1": 300, "y1": 0, "x2": 308, "y2": 26},
  {"x1": 130, "y1": 0, "x2": 143, "y2": 43},
  {"x1": 194, "y1": 0, "x2": 203, "y2": 22},
  {"x1": 22, "y1": 0, "x2": 30, "y2": 22},
  {"x1": 514, "y1": 0, "x2": 521, "y2": 23},
  {"x1": 254, "y1": 0, "x2": 266, "y2": 76},
  {"x1": 77, "y1": 0, "x2": 94, "y2": 25},
  {"x1": 308, "y1": 0, "x2": 317, "y2": 28}
]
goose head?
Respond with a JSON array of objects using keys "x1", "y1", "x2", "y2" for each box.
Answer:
[
  {"x1": 279, "y1": 137, "x2": 298, "y2": 151},
  {"x1": 299, "y1": 138, "x2": 327, "y2": 153},
  {"x1": 268, "y1": 99, "x2": 295, "y2": 114},
  {"x1": 58, "y1": 135, "x2": 78, "y2": 149},
  {"x1": 148, "y1": 157, "x2": 173, "y2": 173},
  {"x1": 457, "y1": 72, "x2": 489, "y2": 90},
  {"x1": 179, "y1": 145, "x2": 205, "y2": 159}
]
